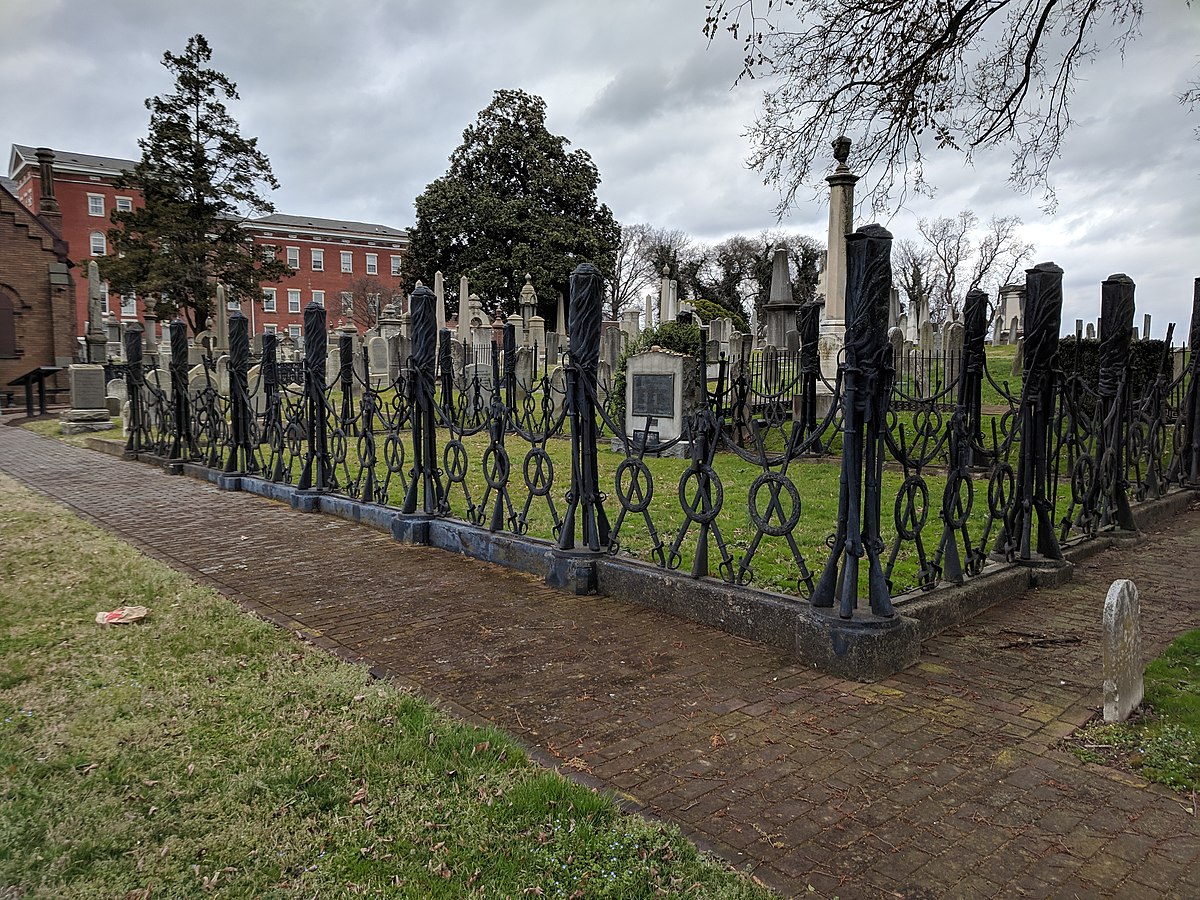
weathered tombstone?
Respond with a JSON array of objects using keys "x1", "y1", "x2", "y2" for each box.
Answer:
[
  {"x1": 325, "y1": 340, "x2": 341, "y2": 386},
  {"x1": 214, "y1": 355, "x2": 231, "y2": 395},
  {"x1": 1103, "y1": 579, "x2": 1143, "y2": 723},
  {"x1": 600, "y1": 325, "x2": 623, "y2": 374},
  {"x1": 367, "y1": 335, "x2": 389, "y2": 389},
  {"x1": 513, "y1": 345, "x2": 534, "y2": 394},
  {"x1": 1008, "y1": 317, "x2": 1019, "y2": 346},
  {"x1": 105, "y1": 378, "x2": 127, "y2": 416},
  {"x1": 887, "y1": 327, "x2": 904, "y2": 368},
  {"x1": 544, "y1": 332, "x2": 561, "y2": 367},
  {"x1": 449, "y1": 337, "x2": 466, "y2": 384},
  {"x1": 623, "y1": 348, "x2": 702, "y2": 454},
  {"x1": 1132, "y1": 326, "x2": 1139, "y2": 341},
  {"x1": 1086, "y1": 322, "x2": 1096, "y2": 340},
  {"x1": 919, "y1": 320, "x2": 935, "y2": 353},
  {"x1": 60, "y1": 365, "x2": 114, "y2": 434},
  {"x1": 785, "y1": 329, "x2": 800, "y2": 353},
  {"x1": 944, "y1": 321, "x2": 964, "y2": 387},
  {"x1": 188, "y1": 365, "x2": 208, "y2": 401},
  {"x1": 247, "y1": 364, "x2": 266, "y2": 418},
  {"x1": 1143, "y1": 313, "x2": 1151, "y2": 341},
  {"x1": 1010, "y1": 337, "x2": 1024, "y2": 377}
]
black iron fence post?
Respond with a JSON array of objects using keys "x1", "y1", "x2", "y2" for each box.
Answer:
[
  {"x1": 123, "y1": 322, "x2": 145, "y2": 455},
  {"x1": 401, "y1": 284, "x2": 447, "y2": 514},
  {"x1": 260, "y1": 332, "x2": 285, "y2": 482},
  {"x1": 1003, "y1": 262, "x2": 1065, "y2": 562},
  {"x1": 1093, "y1": 274, "x2": 1137, "y2": 529},
  {"x1": 438, "y1": 328, "x2": 454, "y2": 412},
  {"x1": 339, "y1": 332, "x2": 354, "y2": 434},
  {"x1": 798, "y1": 299, "x2": 822, "y2": 440},
  {"x1": 504, "y1": 322, "x2": 517, "y2": 414},
  {"x1": 558, "y1": 263, "x2": 611, "y2": 552},
  {"x1": 936, "y1": 287, "x2": 989, "y2": 584},
  {"x1": 960, "y1": 288, "x2": 988, "y2": 468},
  {"x1": 1183, "y1": 279, "x2": 1200, "y2": 482},
  {"x1": 168, "y1": 319, "x2": 192, "y2": 461},
  {"x1": 298, "y1": 300, "x2": 331, "y2": 492},
  {"x1": 811, "y1": 224, "x2": 894, "y2": 618},
  {"x1": 225, "y1": 309, "x2": 254, "y2": 474}
]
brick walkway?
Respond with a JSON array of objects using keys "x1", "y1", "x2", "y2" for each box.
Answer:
[{"x1": 3, "y1": 423, "x2": 1200, "y2": 898}]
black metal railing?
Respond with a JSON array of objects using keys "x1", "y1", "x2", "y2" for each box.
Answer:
[{"x1": 120, "y1": 256, "x2": 1200, "y2": 620}]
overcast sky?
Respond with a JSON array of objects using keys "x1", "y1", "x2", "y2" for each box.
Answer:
[{"x1": 2, "y1": 1, "x2": 1198, "y2": 334}]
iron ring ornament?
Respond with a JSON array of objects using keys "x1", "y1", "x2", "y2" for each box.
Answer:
[
  {"x1": 678, "y1": 464, "x2": 724, "y2": 525},
  {"x1": 383, "y1": 433, "x2": 406, "y2": 474},
  {"x1": 443, "y1": 440, "x2": 469, "y2": 484},
  {"x1": 481, "y1": 445, "x2": 510, "y2": 491},
  {"x1": 894, "y1": 475, "x2": 930, "y2": 541},
  {"x1": 988, "y1": 462, "x2": 1015, "y2": 518},
  {"x1": 942, "y1": 471, "x2": 973, "y2": 529},
  {"x1": 522, "y1": 447, "x2": 555, "y2": 498},
  {"x1": 747, "y1": 472, "x2": 802, "y2": 537},
  {"x1": 614, "y1": 457, "x2": 654, "y2": 514}
]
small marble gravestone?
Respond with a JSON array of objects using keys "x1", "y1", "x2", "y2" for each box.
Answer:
[{"x1": 1103, "y1": 579, "x2": 1143, "y2": 723}]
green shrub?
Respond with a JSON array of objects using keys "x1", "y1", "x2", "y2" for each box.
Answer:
[{"x1": 610, "y1": 320, "x2": 702, "y2": 421}]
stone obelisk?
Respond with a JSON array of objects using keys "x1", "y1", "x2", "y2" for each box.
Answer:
[{"x1": 818, "y1": 135, "x2": 859, "y2": 380}]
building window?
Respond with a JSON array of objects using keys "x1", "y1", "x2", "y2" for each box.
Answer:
[
  {"x1": 263, "y1": 323, "x2": 277, "y2": 335},
  {"x1": 340, "y1": 250, "x2": 353, "y2": 273},
  {"x1": 340, "y1": 292, "x2": 353, "y2": 315},
  {"x1": 100, "y1": 282, "x2": 110, "y2": 314},
  {"x1": 0, "y1": 292, "x2": 15, "y2": 359},
  {"x1": 116, "y1": 196, "x2": 133, "y2": 213},
  {"x1": 365, "y1": 253, "x2": 378, "y2": 275},
  {"x1": 286, "y1": 246, "x2": 300, "y2": 269},
  {"x1": 312, "y1": 290, "x2": 325, "y2": 308},
  {"x1": 262, "y1": 288, "x2": 277, "y2": 312},
  {"x1": 368, "y1": 293, "x2": 381, "y2": 318},
  {"x1": 88, "y1": 194, "x2": 104, "y2": 216},
  {"x1": 261, "y1": 244, "x2": 276, "y2": 262},
  {"x1": 90, "y1": 232, "x2": 106, "y2": 256},
  {"x1": 311, "y1": 248, "x2": 324, "y2": 271},
  {"x1": 288, "y1": 324, "x2": 302, "y2": 340},
  {"x1": 390, "y1": 255, "x2": 402, "y2": 276},
  {"x1": 120, "y1": 294, "x2": 137, "y2": 317},
  {"x1": 287, "y1": 289, "x2": 301, "y2": 313}
]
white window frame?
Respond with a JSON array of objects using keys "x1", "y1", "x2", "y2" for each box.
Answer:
[
  {"x1": 262, "y1": 288, "x2": 277, "y2": 312},
  {"x1": 286, "y1": 246, "x2": 300, "y2": 269},
  {"x1": 340, "y1": 250, "x2": 353, "y2": 273},
  {"x1": 100, "y1": 282, "x2": 110, "y2": 314},
  {"x1": 120, "y1": 293, "x2": 137, "y2": 317},
  {"x1": 263, "y1": 323, "x2": 278, "y2": 335},
  {"x1": 87, "y1": 194, "x2": 104, "y2": 217},
  {"x1": 90, "y1": 232, "x2": 106, "y2": 256},
  {"x1": 287, "y1": 289, "x2": 301, "y2": 313},
  {"x1": 311, "y1": 248, "x2": 324, "y2": 271},
  {"x1": 115, "y1": 196, "x2": 132, "y2": 213},
  {"x1": 288, "y1": 324, "x2": 302, "y2": 340},
  {"x1": 365, "y1": 253, "x2": 378, "y2": 275},
  {"x1": 261, "y1": 244, "x2": 276, "y2": 263},
  {"x1": 390, "y1": 255, "x2": 402, "y2": 276},
  {"x1": 312, "y1": 290, "x2": 325, "y2": 308}
]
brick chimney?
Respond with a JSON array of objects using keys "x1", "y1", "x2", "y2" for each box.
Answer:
[{"x1": 34, "y1": 147, "x2": 62, "y2": 230}]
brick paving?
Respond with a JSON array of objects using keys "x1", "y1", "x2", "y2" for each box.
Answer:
[{"x1": 3, "y1": 423, "x2": 1200, "y2": 898}]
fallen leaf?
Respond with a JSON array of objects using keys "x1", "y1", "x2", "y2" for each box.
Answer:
[{"x1": 350, "y1": 786, "x2": 368, "y2": 805}]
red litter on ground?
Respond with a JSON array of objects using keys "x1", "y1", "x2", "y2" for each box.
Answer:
[{"x1": 95, "y1": 606, "x2": 149, "y2": 625}]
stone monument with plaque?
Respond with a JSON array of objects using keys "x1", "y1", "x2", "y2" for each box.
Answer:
[{"x1": 622, "y1": 348, "x2": 701, "y2": 457}]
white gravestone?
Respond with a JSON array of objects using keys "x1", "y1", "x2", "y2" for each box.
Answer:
[
  {"x1": 1103, "y1": 578, "x2": 1144, "y2": 723},
  {"x1": 623, "y1": 349, "x2": 702, "y2": 455}
]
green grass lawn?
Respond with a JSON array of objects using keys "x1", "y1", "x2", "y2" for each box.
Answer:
[
  {"x1": 1068, "y1": 628, "x2": 1200, "y2": 792},
  {"x1": 0, "y1": 474, "x2": 770, "y2": 899}
]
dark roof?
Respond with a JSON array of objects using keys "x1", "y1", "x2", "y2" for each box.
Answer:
[
  {"x1": 0, "y1": 180, "x2": 71, "y2": 262},
  {"x1": 249, "y1": 213, "x2": 408, "y2": 240},
  {"x1": 10, "y1": 144, "x2": 136, "y2": 177}
]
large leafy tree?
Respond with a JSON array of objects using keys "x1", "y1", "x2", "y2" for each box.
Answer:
[
  {"x1": 101, "y1": 34, "x2": 290, "y2": 331},
  {"x1": 704, "y1": 1, "x2": 1194, "y2": 212},
  {"x1": 405, "y1": 90, "x2": 620, "y2": 319}
]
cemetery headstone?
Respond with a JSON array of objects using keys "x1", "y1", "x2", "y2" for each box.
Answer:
[
  {"x1": 60, "y1": 365, "x2": 114, "y2": 434},
  {"x1": 1103, "y1": 579, "x2": 1143, "y2": 723},
  {"x1": 623, "y1": 348, "x2": 702, "y2": 454}
]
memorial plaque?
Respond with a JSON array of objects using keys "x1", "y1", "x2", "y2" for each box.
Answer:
[{"x1": 632, "y1": 373, "x2": 674, "y2": 418}]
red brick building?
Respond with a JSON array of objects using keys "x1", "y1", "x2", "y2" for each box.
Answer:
[
  {"x1": 7, "y1": 144, "x2": 409, "y2": 341},
  {"x1": 0, "y1": 161, "x2": 75, "y2": 396}
]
